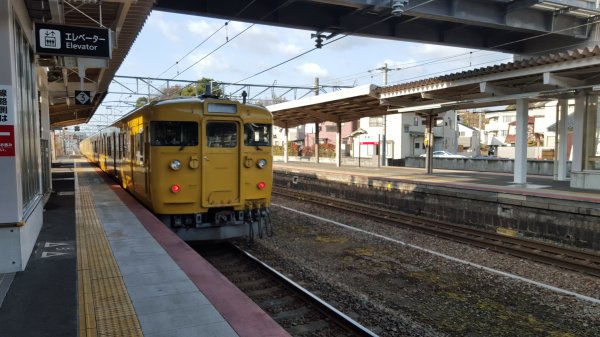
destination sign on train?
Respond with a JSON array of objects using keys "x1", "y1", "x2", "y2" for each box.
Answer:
[{"x1": 35, "y1": 23, "x2": 111, "y2": 59}]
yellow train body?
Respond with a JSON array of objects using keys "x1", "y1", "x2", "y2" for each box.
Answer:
[{"x1": 80, "y1": 96, "x2": 273, "y2": 240}]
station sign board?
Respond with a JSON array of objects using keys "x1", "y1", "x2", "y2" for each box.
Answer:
[
  {"x1": 35, "y1": 23, "x2": 111, "y2": 59},
  {"x1": 75, "y1": 91, "x2": 91, "y2": 105},
  {"x1": 0, "y1": 85, "x2": 15, "y2": 157}
]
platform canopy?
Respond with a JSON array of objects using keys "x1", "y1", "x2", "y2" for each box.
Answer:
[
  {"x1": 268, "y1": 46, "x2": 600, "y2": 127},
  {"x1": 379, "y1": 46, "x2": 600, "y2": 114},
  {"x1": 268, "y1": 84, "x2": 384, "y2": 128},
  {"x1": 26, "y1": 0, "x2": 153, "y2": 127}
]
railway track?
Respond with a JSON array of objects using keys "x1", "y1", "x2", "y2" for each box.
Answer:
[
  {"x1": 273, "y1": 186, "x2": 600, "y2": 278},
  {"x1": 194, "y1": 243, "x2": 378, "y2": 337}
]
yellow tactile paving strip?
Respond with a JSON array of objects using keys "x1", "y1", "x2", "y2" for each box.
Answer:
[{"x1": 76, "y1": 177, "x2": 143, "y2": 337}]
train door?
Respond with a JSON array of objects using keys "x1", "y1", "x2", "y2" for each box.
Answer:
[
  {"x1": 133, "y1": 127, "x2": 146, "y2": 196},
  {"x1": 112, "y1": 132, "x2": 117, "y2": 175},
  {"x1": 127, "y1": 131, "x2": 134, "y2": 189},
  {"x1": 201, "y1": 119, "x2": 240, "y2": 207},
  {"x1": 116, "y1": 132, "x2": 122, "y2": 183},
  {"x1": 93, "y1": 140, "x2": 98, "y2": 163},
  {"x1": 144, "y1": 125, "x2": 150, "y2": 197},
  {"x1": 102, "y1": 135, "x2": 108, "y2": 171}
]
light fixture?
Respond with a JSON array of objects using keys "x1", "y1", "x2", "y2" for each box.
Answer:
[
  {"x1": 170, "y1": 160, "x2": 181, "y2": 170},
  {"x1": 391, "y1": 0, "x2": 409, "y2": 16}
]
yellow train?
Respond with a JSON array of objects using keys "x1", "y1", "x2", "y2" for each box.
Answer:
[{"x1": 80, "y1": 95, "x2": 273, "y2": 241}]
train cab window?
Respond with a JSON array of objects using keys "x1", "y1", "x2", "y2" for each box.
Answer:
[
  {"x1": 206, "y1": 122, "x2": 237, "y2": 148},
  {"x1": 150, "y1": 121, "x2": 198, "y2": 146},
  {"x1": 244, "y1": 123, "x2": 272, "y2": 146}
]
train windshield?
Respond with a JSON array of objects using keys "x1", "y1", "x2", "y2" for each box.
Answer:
[
  {"x1": 244, "y1": 123, "x2": 272, "y2": 147},
  {"x1": 150, "y1": 121, "x2": 198, "y2": 146},
  {"x1": 206, "y1": 122, "x2": 238, "y2": 148}
]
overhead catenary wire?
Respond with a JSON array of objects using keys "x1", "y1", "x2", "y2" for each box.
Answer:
[
  {"x1": 249, "y1": 1, "x2": 600, "y2": 89},
  {"x1": 154, "y1": 23, "x2": 229, "y2": 78},
  {"x1": 172, "y1": 0, "x2": 297, "y2": 81},
  {"x1": 95, "y1": 0, "x2": 600, "y2": 128},
  {"x1": 384, "y1": 17, "x2": 600, "y2": 86},
  {"x1": 232, "y1": 0, "x2": 438, "y2": 84},
  {"x1": 318, "y1": 50, "x2": 507, "y2": 87},
  {"x1": 154, "y1": 0, "x2": 259, "y2": 79}
]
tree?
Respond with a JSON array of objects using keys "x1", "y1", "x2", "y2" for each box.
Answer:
[
  {"x1": 135, "y1": 96, "x2": 148, "y2": 108},
  {"x1": 180, "y1": 77, "x2": 222, "y2": 97},
  {"x1": 141, "y1": 77, "x2": 223, "y2": 103}
]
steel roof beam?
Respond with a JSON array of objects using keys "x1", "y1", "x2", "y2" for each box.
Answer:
[
  {"x1": 543, "y1": 72, "x2": 586, "y2": 87},
  {"x1": 155, "y1": 0, "x2": 599, "y2": 54}
]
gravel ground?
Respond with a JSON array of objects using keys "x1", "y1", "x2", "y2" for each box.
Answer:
[{"x1": 242, "y1": 195, "x2": 600, "y2": 337}]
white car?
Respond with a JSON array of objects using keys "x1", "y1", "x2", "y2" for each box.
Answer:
[{"x1": 420, "y1": 151, "x2": 467, "y2": 158}]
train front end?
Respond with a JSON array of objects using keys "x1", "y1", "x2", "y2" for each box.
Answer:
[{"x1": 149, "y1": 97, "x2": 273, "y2": 241}]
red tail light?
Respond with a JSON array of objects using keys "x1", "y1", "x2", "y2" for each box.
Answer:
[
  {"x1": 171, "y1": 184, "x2": 181, "y2": 193},
  {"x1": 257, "y1": 182, "x2": 266, "y2": 190}
]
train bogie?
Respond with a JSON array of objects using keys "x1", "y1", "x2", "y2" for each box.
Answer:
[{"x1": 80, "y1": 96, "x2": 273, "y2": 241}]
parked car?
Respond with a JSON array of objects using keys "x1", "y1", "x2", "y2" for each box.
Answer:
[{"x1": 420, "y1": 150, "x2": 467, "y2": 158}]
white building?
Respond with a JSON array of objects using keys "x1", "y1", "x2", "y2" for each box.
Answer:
[
  {"x1": 272, "y1": 125, "x2": 305, "y2": 147},
  {"x1": 458, "y1": 123, "x2": 481, "y2": 155},
  {"x1": 352, "y1": 111, "x2": 461, "y2": 159}
]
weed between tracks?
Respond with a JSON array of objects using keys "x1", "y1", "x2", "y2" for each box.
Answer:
[{"x1": 244, "y1": 203, "x2": 600, "y2": 337}]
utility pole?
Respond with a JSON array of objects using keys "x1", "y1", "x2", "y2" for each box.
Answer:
[
  {"x1": 371, "y1": 63, "x2": 400, "y2": 166},
  {"x1": 314, "y1": 77, "x2": 320, "y2": 163}
]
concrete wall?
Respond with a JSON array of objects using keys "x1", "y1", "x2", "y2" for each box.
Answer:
[
  {"x1": 276, "y1": 154, "x2": 570, "y2": 176},
  {"x1": 274, "y1": 169, "x2": 600, "y2": 250},
  {"x1": 274, "y1": 155, "x2": 382, "y2": 167},
  {"x1": 401, "y1": 157, "x2": 570, "y2": 176}
]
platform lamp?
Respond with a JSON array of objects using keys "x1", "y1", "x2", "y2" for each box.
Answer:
[{"x1": 391, "y1": 0, "x2": 409, "y2": 16}]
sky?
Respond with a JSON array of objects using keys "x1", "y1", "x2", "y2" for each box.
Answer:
[{"x1": 84, "y1": 10, "x2": 513, "y2": 131}]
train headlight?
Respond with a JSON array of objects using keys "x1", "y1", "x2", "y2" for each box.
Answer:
[
  {"x1": 256, "y1": 159, "x2": 267, "y2": 169},
  {"x1": 170, "y1": 160, "x2": 182, "y2": 170}
]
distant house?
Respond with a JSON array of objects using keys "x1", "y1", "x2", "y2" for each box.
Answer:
[
  {"x1": 504, "y1": 116, "x2": 538, "y2": 146},
  {"x1": 457, "y1": 123, "x2": 481, "y2": 154}
]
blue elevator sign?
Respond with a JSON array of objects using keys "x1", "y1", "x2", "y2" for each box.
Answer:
[{"x1": 35, "y1": 23, "x2": 112, "y2": 59}]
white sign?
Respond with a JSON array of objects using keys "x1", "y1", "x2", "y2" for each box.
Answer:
[
  {"x1": 44, "y1": 242, "x2": 71, "y2": 248},
  {"x1": 39, "y1": 29, "x2": 61, "y2": 49},
  {"x1": 42, "y1": 252, "x2": 69, "y2": 258},
  {"x1": 40, "y1": 241, "x2": 75, "y2": 258}
]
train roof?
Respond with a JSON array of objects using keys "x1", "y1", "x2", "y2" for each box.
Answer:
[{"x1": 91, "y1": 96, "x2": 269, "y2": 132}]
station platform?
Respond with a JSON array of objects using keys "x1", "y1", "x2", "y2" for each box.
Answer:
[
  {"x1": 273, "y1": 160, "x2": 600, "y2": 250},
  {"x1": 274, "y1": 161, "x2": 600, "y2": 203},
  {"x1": 0, "y1": 158, "x2": 289, "y2": 337}
]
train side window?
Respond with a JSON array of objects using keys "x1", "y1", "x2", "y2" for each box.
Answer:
[
  {"x1": 150, "y1": 121, "x2": 198, "y2": 146},
  {"x1": 207, "y1": 122, "x2": 237, "y2": 148},
  {"x1": 244, "y1": 123, "x2": 272, "y2": 147}
]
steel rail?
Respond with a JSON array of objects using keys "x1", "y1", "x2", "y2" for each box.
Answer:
[
  {"x1": 273, "y1": 187, "x2": 600, "y2": 277},
  {"x1": 196, "y1": 243, "x2": 378, "y2": 337},
  {"x1": 234, "y1": 244, "x2": 378, "y2": 337}
]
